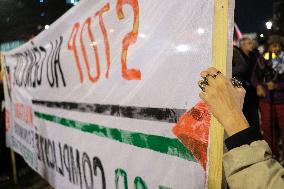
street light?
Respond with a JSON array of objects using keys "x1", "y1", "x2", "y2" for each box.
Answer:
[{"x1": 266, "y1": 21, "x2": 272, "y2": 30}]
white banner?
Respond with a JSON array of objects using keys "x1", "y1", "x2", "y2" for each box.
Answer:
[{"x1": 2, "y1": 0, "x2": 233, "y2": 188}]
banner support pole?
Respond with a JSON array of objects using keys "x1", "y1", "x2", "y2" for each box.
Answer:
[
  {"x1": 208, "y1": 0, "x2": 229, "y2": 188},
  {"x1": 10, "y1": 150, "x2": 18, "y2": 184}
]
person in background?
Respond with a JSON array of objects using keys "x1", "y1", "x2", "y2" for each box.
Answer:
[
  {"x1": 252, "y1": 38, "x2": 261, "y2": 57},
  {"x1": 199, "y1": 67, "x2": 284, "y2": 189},
  {"x1": 232, "y1": 37, "x2": 259, "y2": 129},
  {"x1": 252, "y1": 35, "x2": 284, "y2": 158}
]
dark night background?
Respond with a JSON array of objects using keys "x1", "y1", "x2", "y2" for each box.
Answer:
[
  {"x1": 235, "y1": 0, "x2": 273, "y2": 33},
  {"x1": 0, "y1": 0, "x2": 283, "y2": 44}
]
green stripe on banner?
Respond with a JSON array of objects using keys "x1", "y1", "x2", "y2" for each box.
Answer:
[{"x1": 34, "y1": 111, "x2": 196, "y2": 162}]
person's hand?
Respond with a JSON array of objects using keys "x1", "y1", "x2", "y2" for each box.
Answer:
[
  {"x1": 256, "y1": 85, "x2": 266, "y2": 96},
  {"x1": 198, "y1": 67, "x2": 249, "y2": 136},
  {"x1": 267, "y1": 81, "x2": 277, "y2": 90}
]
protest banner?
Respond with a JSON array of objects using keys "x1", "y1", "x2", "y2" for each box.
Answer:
[{"x1": 1, "y1": 0, "x2": 234, "y2": 188}]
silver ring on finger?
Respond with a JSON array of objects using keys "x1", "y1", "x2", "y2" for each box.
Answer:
[
  {"x1": 211, "y1": 71, "x2": 222, "y2": 79},
  {"x1": 231, "y1": 77, "x2": 243, "y2": 88},
  {"x1": 202, "y1": 74, "x2": 210, "y2": 83},
  {"x1": 198, "y1": 81, "x2": 208, "y2": 92}
]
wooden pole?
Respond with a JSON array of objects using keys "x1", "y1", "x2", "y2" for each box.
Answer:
[
  {"x1": 10, "y1": 150, "x2": 18, "y2": 184},
  {"x1": 208, "y1": 0, "x2": 230, "y2": 188},
  {"x1": 1, "y1": 53, "x2": 18, "y2": 184}
]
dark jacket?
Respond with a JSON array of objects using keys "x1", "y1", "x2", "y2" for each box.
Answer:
[
  {"x1": 251, "y1": 52, "x2": 284, "y2": 104},
  {"x1": 232, "y1": 46, "x2": 257, "y2": 87},
  {"x1": 232, "y1": 47, "x2": 259, "y2": 128}
]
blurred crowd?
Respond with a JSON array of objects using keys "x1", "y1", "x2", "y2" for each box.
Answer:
[{"x1": 232, "y1": 34, "x2": 284, "y2": 162}]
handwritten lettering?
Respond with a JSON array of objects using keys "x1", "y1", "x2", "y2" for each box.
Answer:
[
  {"x1": 116, "y1": 0, "x2": 141, "y2": 80},
  {"x1": 68, "y1": 0, "x2": 141, "y2": 83},
  {"x1": 14, "y1": 103, "x2": 33, "y2": 125},
  {"x1": 13, "y1": 36, "x2": 66, "y2": 88}
]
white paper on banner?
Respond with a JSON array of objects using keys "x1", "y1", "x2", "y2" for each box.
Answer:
[{"x1": 2, "y1": 0, "x2": 234, "y2": 188}]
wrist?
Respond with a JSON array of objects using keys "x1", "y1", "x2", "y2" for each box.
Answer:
[{"x1": 221, "y1": 111, "x2": 249, "y2": 137}]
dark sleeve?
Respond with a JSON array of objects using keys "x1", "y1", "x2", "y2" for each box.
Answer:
[
  {"x1": 275, "y1": 74, "x2": 284, "y2": 90},
  {"x1": 225, "y1": 127, "x2": 263, "y2": 151},
  {"x1": 251, "y1": 57, "x2": 265, "y2": 88}
]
